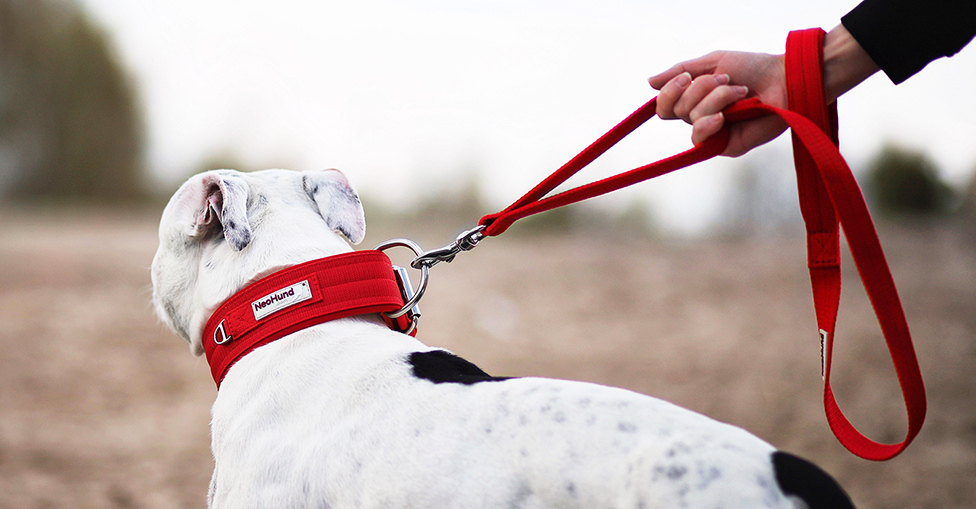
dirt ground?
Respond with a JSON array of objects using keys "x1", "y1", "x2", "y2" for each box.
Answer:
[{"x1": 0, "y1": 205, "x2": 973, "y2": 508}]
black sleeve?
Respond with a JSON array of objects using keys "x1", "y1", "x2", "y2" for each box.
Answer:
[{"x1": 841, "y1": 0, "x2": 976, "y2": 84}]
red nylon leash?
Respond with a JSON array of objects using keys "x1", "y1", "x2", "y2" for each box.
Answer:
[
  {"x1": 196, "y1": 28, "x2": 925, "y2": 459},
  {"x1": 785, "y1": 28, "x2": 925, "y2": 461},
  {"x1": 472, "y1": 29, "x2": 925, "y2": 460},
  {"x1": 477, "y1": 99, "x2": 728, "y2": 236}
]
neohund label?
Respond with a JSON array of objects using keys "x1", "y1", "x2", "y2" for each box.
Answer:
[{"x1": 251, "y1": 280, "x2": 313, "y2": 320}]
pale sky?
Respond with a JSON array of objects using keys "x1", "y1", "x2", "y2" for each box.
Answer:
[{"x1": 79, "y1": 0, "x2": 976, "y2": 233}]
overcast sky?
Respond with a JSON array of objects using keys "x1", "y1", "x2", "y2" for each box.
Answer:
[{"x1": 78, "y1": 0, "x2": 976, "y2": 233}]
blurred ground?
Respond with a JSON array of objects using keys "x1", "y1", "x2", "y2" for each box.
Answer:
[{"x1": 0, "y1": 205, "x2": 974, "y2": 508}]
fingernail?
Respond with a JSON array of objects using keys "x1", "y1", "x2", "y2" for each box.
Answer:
[
  {"x1": 708, "y1": 112, "x2": 724, "y2": 124},
  {"x1": 714, "y1": 74, "x2": 730, "y2": 85},
  {"x1": 675, "y1": 72, "x2": 691, "y2": 88},
  {"x1": 733, "y1": 85, "x2": 749, "y2": 96}
]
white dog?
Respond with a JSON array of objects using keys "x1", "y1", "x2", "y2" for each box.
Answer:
[{"x1": 152, "y1": 168, "x2": 855, "y2": 509}]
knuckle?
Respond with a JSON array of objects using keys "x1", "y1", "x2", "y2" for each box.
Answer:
[
  {"x1": 689, "y1": 103, "x2": 712, "y2": 123},
  {"x1": 655, "y1": 92, "x2": 679, "y2": 119},
  {"x1": 672, "y1": 102, "x2": 692, "y2": 121},
  {"x1": 655, "y1": 101, "x2": 675, "y2": 120}
]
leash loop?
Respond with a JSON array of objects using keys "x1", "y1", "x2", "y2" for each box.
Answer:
[{"x1": 784, "y1": 28, "x2": 925, "y2": 461}]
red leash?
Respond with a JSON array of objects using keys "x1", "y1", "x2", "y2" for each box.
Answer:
[
  {"x1": 783, "y1": 28, "x2": 926, "y2": 461},
  {"x1": 200, "y1": 28, "x2": 925, "y2": 460},
  {"x1": 465, "y1": 29, "x2": 924, "y2": 460}
]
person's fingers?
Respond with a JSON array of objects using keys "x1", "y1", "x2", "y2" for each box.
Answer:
[
  {"x1": 648, "y1": 63, "x2": 687, "y2": 90},
  {"x1": 655, "y1": 72, "x2": 692, "y2": 119},
  {"x1": 723, "y1": 116, "x2": 789, "y2": 157},
  {"x1": 671, "y1": 74, "x2": 729, "y2": 122},
  {"x1": 688, "y1": 84, "x2": 749, "y2": 124},
  {"x1": 691, "y1": 112, "x2": 725, "y2": 146},
  {"x1": 652, "y1": 50, "x2": 789, "y2": 157},
  {"x1": 648, "y1": 51, "x2": 725, "y2": 89}
]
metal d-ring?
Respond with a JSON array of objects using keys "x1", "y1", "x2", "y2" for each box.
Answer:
[{"x1": 374, "y1": 238, "x2": 429, "y2": 321}]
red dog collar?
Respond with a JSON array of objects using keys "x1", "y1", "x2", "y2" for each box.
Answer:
[{"x1": 202, "y1": 250, "x2": 414, "y2": 388}]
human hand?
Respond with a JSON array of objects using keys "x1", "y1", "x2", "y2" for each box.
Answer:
[{"x1": 648, "y1": 51, "x2": 788, "y2": 157}]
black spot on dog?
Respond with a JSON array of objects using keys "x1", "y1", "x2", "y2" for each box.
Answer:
[
  {"x1": 408, "y1": 350, "x2": 511, "y2": 385},
  {"x1": 772, "y1": 451, "x2": 856, "y2": 509},
  {"x1": 507, "y1": 481, "x2": 533, "y2": 509},
  {"x1": 654, "y1": 464, "x2": 687, "y2": 481},
  {"x1": 617, "y1": 422, "x2": 638, "y2": 433},
  {"x1": 302, "y1": 175, "x2": 319, "y2": 195},
  {"x1": 223, "y1": 219, "x2": 252, "y2": 251},
  {"x1": 565, "y1": 481, "x2": 577, "y2": 498},
  {"x1": 698, "y1": 466, "x2": 722, "y2": 488}
]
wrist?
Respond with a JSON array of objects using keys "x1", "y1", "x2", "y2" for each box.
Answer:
[{"x1": 822, "y1": 24, "x2": 880, "y2": 102}]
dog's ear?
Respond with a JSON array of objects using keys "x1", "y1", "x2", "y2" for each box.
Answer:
[
  {"x1": 302, "y1": 169, "x2": 366, "y2": 245},
  {"x1": 171, "y1": 170, "x2": 252, "y2": 251}
]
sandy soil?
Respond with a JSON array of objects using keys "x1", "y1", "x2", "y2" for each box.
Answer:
[{"x1": 0, "y1": 205, "x2": 973, "y2": 508}]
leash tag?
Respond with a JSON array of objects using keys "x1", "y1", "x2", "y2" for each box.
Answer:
[{"x1": 819, "y1": 329, "x2": 828, "y2": 381}]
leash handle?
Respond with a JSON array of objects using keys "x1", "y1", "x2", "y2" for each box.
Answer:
[
  {"x1": 785, "y1": 28, "x2": 926, "y2": 461},
  {"x1": 476, "y1": 29, "x2": 925, "y2": 460}
]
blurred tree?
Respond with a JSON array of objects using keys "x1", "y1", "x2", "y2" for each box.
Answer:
[
  {"x1": 959, "y1": 170, "x2": 976, "y2": 224},
  {"x1": 866, "y1": 144, "x2": 953, "y2": 216},
  {"x1": 723, "y1": 156, "x2": 802, "y2": 237},
  {"x1": 0, "y1": 0, "x2": 144, "y2": 201}
]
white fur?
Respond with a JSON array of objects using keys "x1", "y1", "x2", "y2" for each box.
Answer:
[{"x1": 152, "y1": 169, "x2": 818, "y2": 509}]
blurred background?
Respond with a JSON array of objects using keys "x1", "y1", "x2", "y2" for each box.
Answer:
[{"x1": 1, "y1": 0, "x2": 974, "y2": 507}]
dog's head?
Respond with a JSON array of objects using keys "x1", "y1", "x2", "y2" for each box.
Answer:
[{"x1": 151, "y1": 168, "x2": 366, "y2": 355}]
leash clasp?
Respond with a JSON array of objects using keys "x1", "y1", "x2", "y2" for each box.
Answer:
[
  {"x1": 411, "y1": 225, "x2": 486, "y2": 269},
  {"x1": 373, "y1": 226, "x2": 485, "y2": 334}
]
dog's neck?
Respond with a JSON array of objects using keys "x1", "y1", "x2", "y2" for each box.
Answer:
[{"x1": 202, "y1": 250, "x2": 417, "y2": 388}]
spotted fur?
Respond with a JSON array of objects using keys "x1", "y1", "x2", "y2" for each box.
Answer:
[{"x1": 151, "y1": 169, "x2": 855, "y2": 509}]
